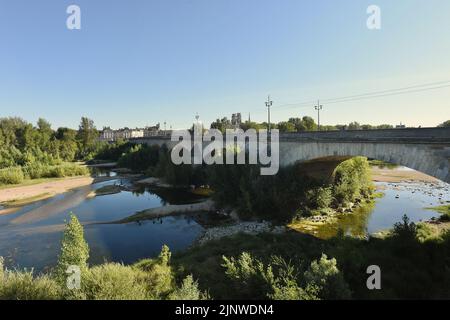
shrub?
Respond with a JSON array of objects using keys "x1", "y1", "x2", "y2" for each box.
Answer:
[
  {"x1": 169, "y1": 275, "x2": 209, "y2": 300},
  {"x1": 306, "y1": 186, "x2": 333, "y2": 210},
  {"x1": 303, "y1": 254, "x2": 351, "y2": 300},
  {"x1": 133, "y1": 245, "x2": 175, "y2": 299},
  {"x1": 0, "y1": 167, "x2": 24, "y2": 185},
  {"x1": 268, "y1": 256, "x2": 319, "y2": 300},
  {"x1": 222, "y1": 252, "x2": 323, "y2": 300},
  {"x1": 0, "y1": 258, "x2": 61, "y2": 300},
  {"x1": 392, "y1": 215, "x2": 417, "y2": 241},
  {"x1": 222, "y1": 252, "x2": 275, "y2": 299},
  {"x1": 82, "y1": 263, "x2": 148, "y2": 300}
]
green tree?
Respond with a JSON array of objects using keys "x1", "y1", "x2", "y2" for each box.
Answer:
[
  {"x1": 288, "y1": 116, "x2": 317, "y2": 132},
  {"x1": 438, "y1": 120, "x2": 450, "y2": 128},
  {"x1": 277, "y1": 121, "x2": 296, "y2": 132},
  {"x1": 347, "y1": 121, "x2": 361, "y2": 130},
  {"x1": 376, "y1": 124, "x2": 394, "y2": 129},
  {"x1": 77, "y1": 117, "x2": 98, "y2": 158},
  {"x1": 55, "y1": 214, "x2": 89, "y2": 287}
]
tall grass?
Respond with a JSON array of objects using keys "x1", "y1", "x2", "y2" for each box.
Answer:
[
  {"x1": 0, "y1": 167, "x2": 25, "y2": 185},
  {"x1": 0, "y1": 163, "x2": 89, "y2": 186},
  {"x1": 0, "y1": 258, "x2": 61, "y2": 300}
]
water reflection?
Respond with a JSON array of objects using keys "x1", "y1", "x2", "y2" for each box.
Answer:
[
  {"x1": 0, "y1": 178, "x2": 205, "y2": 272},
  {"x1": 298, "y1": 180, "x2": 449, "y2": 239}
]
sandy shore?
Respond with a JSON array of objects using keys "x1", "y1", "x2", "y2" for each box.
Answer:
[
  {"x1": 119, "y1": 199, "x2": 216, "y2": 223},
  {"x1": 0, "y1": 176, "x2": 96, "y2": 205},
  {"x1": 371, "y1": 167, "x2": 438, "y2": 183}
]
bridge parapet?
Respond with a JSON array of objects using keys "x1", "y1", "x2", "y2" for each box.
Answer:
[
  {"x1": 279, "y1": 127, "x2": 450, "y2": 143},
  {"x1": 130, "y1": 127, "x2": 450, "y2": 144}
]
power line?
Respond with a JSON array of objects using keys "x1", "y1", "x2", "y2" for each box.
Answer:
[
  {"x1": 323, "y1": 83, "x2": 450, "y2": 105},
  {"x1": 274, "y1": 80, "x2": 450, "y2": 110}
]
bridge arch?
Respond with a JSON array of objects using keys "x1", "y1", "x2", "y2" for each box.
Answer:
[
  {"x1": 279, "y1": 141, "x2": 450, "y2": 183},
  {"x1": 131, "y1": 127, "x2": 450, "y2": 183}
]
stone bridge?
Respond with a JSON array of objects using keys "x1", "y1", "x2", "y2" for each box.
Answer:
[{"x1": 130, "y1": 127, "x2": 450, "y2": 183}]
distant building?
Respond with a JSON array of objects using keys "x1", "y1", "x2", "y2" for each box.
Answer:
[
  {"x1": 395, "y1": 123, "x2": 406, "y2": 129},
  {"x1": 99, "y1": 125, "x2": 155, "y2": 142},
  {"x1": 99, "y1": 127, "x2": 115, "y2": 142},
  {"x1": 231, "y1": 113, "x2": 242, "y2": 128},
  {"x1": 144, "y1": 123, "x2": 161, "y2": 137}
]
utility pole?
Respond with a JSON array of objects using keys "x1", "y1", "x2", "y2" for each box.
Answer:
[
  {"x1": 164, "y1": 121, "x2": 167, "y2": 135},
  {"x1": 314, "y1": 100, "x2": 323, "y2": 131},
  {"x1": 265, "y1": 95, "x2": 273, "y2": 133}
]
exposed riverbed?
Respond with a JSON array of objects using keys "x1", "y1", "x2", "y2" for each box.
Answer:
[
  {"x1": 0, "y1": 166, "x2": 449, "y2": 272},
  {"x1": 0, "y1": 176, "x2": 207, "y2": 272},
  {"x1": 289, "y1": 167, "x2": 450, "y2": 239}
]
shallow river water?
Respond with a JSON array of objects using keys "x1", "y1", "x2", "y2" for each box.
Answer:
[{"x1": 0, "y1": 168, "x2": 449, "y2": 271}]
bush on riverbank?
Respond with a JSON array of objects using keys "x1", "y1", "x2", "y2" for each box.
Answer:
[
  {"x1": 0, "y1": 163, "x2": 89, "y2": 186},
  {"x1": 0, "y1": 167, "x2": 25, "y2": 184},
  {"x1": 221, "y1": 251, "x2": 350, "y2": 300},
  {"x1": 0, "y1": 268, "x2": 61, "y2": 300}
]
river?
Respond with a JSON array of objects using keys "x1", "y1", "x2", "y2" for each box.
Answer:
[{"x1": 0, "y1": 167, "x2": 449, "y2": 271}]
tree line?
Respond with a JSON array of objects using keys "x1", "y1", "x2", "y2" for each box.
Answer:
[
  {"x1": 0, "y1": 116, "x2": 100, "y2": 185},
  {"x1": 210, "y1": 116, "x2": 450, "y2": 133}
]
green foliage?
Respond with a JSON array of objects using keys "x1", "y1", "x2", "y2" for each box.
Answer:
[
  {"x1": 133, "y1": 245, "x2": 176, "y2": 299},
  {"x1": 221, "y1": 251, "x2": 349, "y2": 300},
  {"x1": 303, "y1": 254, "x2": 351, "y2": 299},
  {"x1": 83, "y1": 263, "x2": 148, "y2": 300},
  {"x1": 77, "y1": 117, "x2": 99, "y2": 158},
  {"x1": 0, "y1": 167, "x2": 24, "y2": 184},
  {"x1": 0, "y1": 163, "x2": 89, "y2": 186},
  {"x1": 277, "y1": 121, "x2": 296, "y2": 133},
  {"x1": 168, "y1": 275, "x2": 209, "y2": 300},
  {"x1": 55, "y1": 214, "x2": 90, "y2": 286},
  {"x1": 287, "y1": 116, "x2": 317, "y2": 132},
  {"x1": 117, "y1": 144, "x2": 161, "y2": 172},
  {"x1": 426, "y1": 204, "x2": 450, "y2": 222},
  {"x1": 0, "y1": 258, "x2": 61, "y2": 300},
  {"x1": 392, "y1": 215, "x2": 417, "y2": 241},
  {"x1": 93, "y1": 139, "x2": 133, "y2": 161},
  {"x1": 268, "y1": 256, "x2": 319, "y2": 300},
  {"x1": 416, "y1": 222, "x2": 436, "y2": 242},
  {"x1": 333, "y1": 157, "x2": 373, "y2": 206},
  {"x1": 0, "y1": 117, "x2": 96, "y2": 185},
  {"x1": 438, "y1": 120, "x2": 450, "y2": 128},
  {"x1": 306, "y1": 186, "x2": 333, "y2": 210},
  {"x1": 222, "y1": 252, "x2": 276, "y2": 299}
]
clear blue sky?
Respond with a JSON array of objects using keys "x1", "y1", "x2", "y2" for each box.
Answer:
[{"x1": 0, "y1": 0, "x2": 449, "y2": 129}]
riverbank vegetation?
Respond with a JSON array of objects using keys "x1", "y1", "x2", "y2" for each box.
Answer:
[
  {"x1": 0, "y1": 117, "x2": 98, "y2": 186},
  {"x1": 0, "y1": 214, "x2": 208, "y2": 300},
  {"x1": 173, "y1": 215, "x2": 450, "y2": 300},
  {"x1": 1, "y1": 212, "x2": 449, "y2": 300},
  {"x1": 426, "y1": 204, "x2": 450, "y2": 221},
  {"x1": 96, "y1": 140, "x2": 374, "y2": 223}
]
